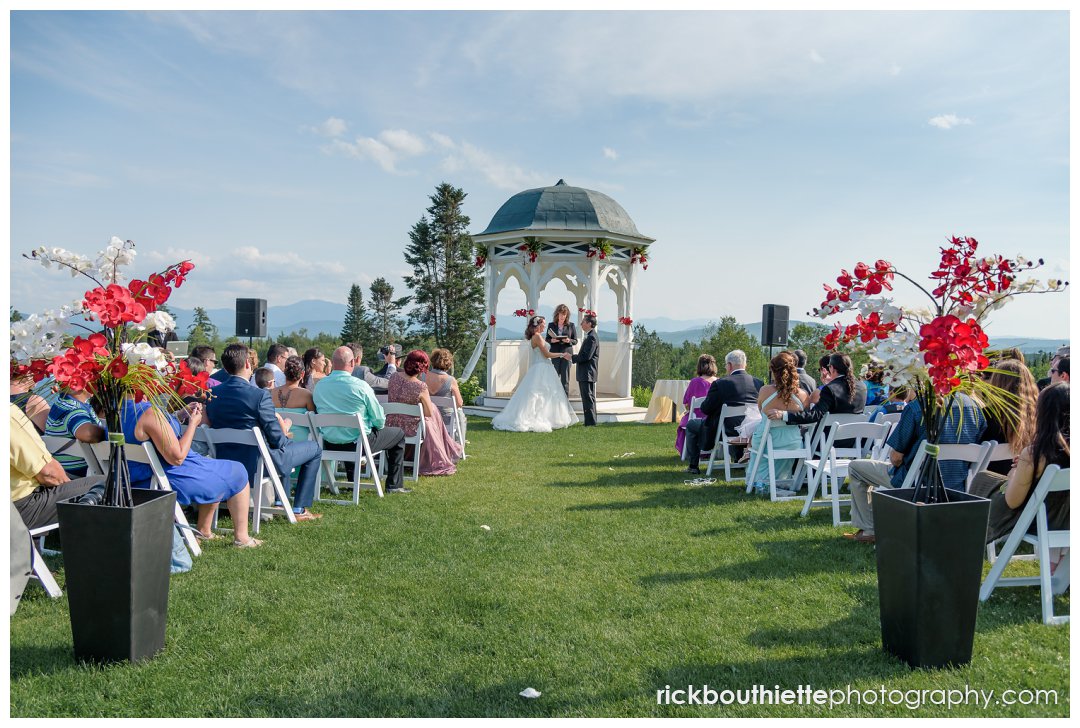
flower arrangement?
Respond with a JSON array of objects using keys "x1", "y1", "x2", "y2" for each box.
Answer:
[
  {"x1": 513, "y1": 308, "x2": 536, "y2": 318},
  {"x1": 474, "y1": 243, "x2": 489, "y2": 268},
  {"x1": 518, "y1": 236, "x2": 543, "y2": 263},
  {"x1": 578, "y1": 307, "x2": 597, "y2": 318},
  {"x1": 618, "y1": 316, "x2": 633, "y2": 326},
  {"x1": 586, "y1": 239, "x2": 614, "y2": 260},
  {"x1": 12, "y1": 238, "x2": 209, "y2": 507},
  {"x1": 630, "y1": 246, "x2": 649, "y2": 270},
  {"x1": 489, "y1": 314, "x2": 496, "y2": 327},
  {"x1": 812, "y1": 236, "x2": 1066, "y2": 500}
]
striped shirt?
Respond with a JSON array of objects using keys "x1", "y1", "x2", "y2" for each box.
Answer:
[
  {"x1": 886, "y1": 395, "x2": 986, "y2": 489},
  {"x1": 43, "y1": 394, "x2": 103, "y2": 476}
]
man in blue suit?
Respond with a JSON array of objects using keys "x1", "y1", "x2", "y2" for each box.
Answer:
[{"x1": 205, "y1": 343, "x2": 324, "y2": 521}]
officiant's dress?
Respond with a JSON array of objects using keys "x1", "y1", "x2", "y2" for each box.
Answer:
[{"x1": 492, "y1": 344, "x2": 578, "y2": 433}]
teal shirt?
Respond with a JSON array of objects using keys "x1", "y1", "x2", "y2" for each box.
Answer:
[{"x1": 312, "y1": 370, "x2": 386, "y2": 444}]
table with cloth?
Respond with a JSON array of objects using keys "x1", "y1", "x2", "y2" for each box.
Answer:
[{"x1": 644, "y1": 379, "x2": 690, "y2": 423}]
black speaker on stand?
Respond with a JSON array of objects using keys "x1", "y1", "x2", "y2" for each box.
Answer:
[
  {"x1": 761, "y1": 304, "x2": 789, "y2": 360},
  {"x1": 236, "y1": 298, "x2": 267, "y2": 343}
]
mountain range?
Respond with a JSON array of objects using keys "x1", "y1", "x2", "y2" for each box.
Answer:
[{"x1": 165, "y1": 300, "x2": 1067, "y2": 354}]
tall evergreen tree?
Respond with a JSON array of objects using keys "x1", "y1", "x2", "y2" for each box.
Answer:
[
  {"x1": 403, "y1": 183, "x2": 485, "y2": 355},
  {"x1": 340, "y1": 283, "x2": 375, "y2": 350},
  {"x1": 369, "y1": 277, "x2": 409, "y2": 345},
  {"x1": 187, "y1": 306, "x2": 218, "y2": 346}
]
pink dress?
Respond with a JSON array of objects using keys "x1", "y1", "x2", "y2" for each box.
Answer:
[
  {"x1": 385, "y1": 373, "x2": 463, "y2": 476},
  {"x1": 676, "y1": 376, "x2": 715, "y2": 456}
]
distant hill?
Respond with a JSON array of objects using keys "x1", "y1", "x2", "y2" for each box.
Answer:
[{"x1": 158, "y1": 300, "x2": 1065, "y2": 354}]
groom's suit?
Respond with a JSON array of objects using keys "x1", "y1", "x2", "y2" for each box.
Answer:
[{"x1": 572, "y1": 328, "x2": 600, "y2": 426}]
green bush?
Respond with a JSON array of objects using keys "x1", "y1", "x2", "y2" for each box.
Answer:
[
  {"x1": 458, "y1": 375, "x2": 484, "y2": 405},
  {"x1": 631, "y1": 385, "x2": 652, "y2": 408}
]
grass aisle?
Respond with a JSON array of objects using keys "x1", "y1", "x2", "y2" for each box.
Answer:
[{"x1": 9, "y1": 421, "x2": 1069, "y2": 717}]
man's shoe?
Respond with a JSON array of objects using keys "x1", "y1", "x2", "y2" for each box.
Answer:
[
  {"x1": 854, "y1": 531, "x2": 876, "y2": 544},
  {"x1": 387, "y1": 487, "x2": 412, "y2": 494},
  {"x1": 294, "y1": 510, "x2": 323, "y2": 521}
]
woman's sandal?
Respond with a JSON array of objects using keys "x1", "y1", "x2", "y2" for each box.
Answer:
[
  {"x1": 195, "y1": 530, "x2": 220, "y2": 542},
  {"x1": 233, "y1": 537, "x2": 264, "y2": 549}
]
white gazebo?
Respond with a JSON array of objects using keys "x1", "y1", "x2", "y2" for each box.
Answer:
[{"x1": 462, "y1": 179, "x2": 655, "y2": 422}]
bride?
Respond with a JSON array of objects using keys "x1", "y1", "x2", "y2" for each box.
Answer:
[{"x1": 492, "y1": 315, "x2": 579, "y2": 432}]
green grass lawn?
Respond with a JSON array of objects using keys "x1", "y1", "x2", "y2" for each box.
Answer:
[{"x1": 9, "y1": 420, "x2": 1069, "y2": 717}]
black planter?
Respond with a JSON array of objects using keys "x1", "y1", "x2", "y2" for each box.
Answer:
[
  {"x1": 56, "y1": 488, "x2": 176, "y2": 664},
  {"x1": 874, "y1": 487, "x2": 990, "y2": 669}
]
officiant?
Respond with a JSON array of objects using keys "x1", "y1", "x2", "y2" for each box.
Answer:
[{"x1": 545, "y1": 303, "x2": 578, "y2": 396}]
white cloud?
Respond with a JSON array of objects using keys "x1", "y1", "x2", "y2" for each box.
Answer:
[
  {"x1": 326, "y1": 128, "x2": 428, "y2": 174},
  {"x1": 429, "y1": 132, "x2": 456, "y2": 149},
  {"x1": 312, "y1": 116, "x2": 347, "y2": 138},
  {"x1": 439, "y1": 139, "x2": 547, "y2": 191},
  {"x1": 602, "y1": 147, "x2": 619, "y2": 160},
  {"x1": 809, "y1": 49, "x2": 825, "y2": 64},
  {"x1": 928, "y1": 114, "x2": 974, "y2": 130},
  {"x1": 380, "y1": 128, "x2": 427, "y2": 155}
]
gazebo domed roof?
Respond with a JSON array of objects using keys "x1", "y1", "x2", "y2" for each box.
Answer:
[{"x1": 480, "y1": 179, "x2": 645, "y2": 238}]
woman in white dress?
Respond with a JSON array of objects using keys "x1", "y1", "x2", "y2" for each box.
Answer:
[{"x1": 492, "y1": 315, "x2": 579, "y2": 433}]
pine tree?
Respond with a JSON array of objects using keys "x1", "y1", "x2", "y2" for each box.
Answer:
[
  {"x1": 403, "y1": 182, "x2": 485, "y2": 355},
  {"x1": 187, "y1": 306, "x2": 218, "y2": 346},
  {"x1": 340, "y1": 283, "x2": 375, "y2": 350},
  {"x1": 369, "y1": 277, "x2": 409, "y2": 345}
]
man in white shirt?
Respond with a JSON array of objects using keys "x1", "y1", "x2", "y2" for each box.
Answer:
[{"x1": 261, "y1": 343, "x2": 289, "y2": 388}]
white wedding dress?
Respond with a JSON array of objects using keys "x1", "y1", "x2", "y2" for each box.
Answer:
[{"x1": 492, "y1": 343, "x2": 578, "y2": 432}]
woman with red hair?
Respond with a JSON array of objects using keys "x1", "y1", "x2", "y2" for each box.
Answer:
[{"x1": 385, "y1": 350, "x2": 463, "y2": 476}]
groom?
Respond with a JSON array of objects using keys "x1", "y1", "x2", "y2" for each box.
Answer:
[{"x1": 572, "y1": 313, "x2": 600, "y2": 426}]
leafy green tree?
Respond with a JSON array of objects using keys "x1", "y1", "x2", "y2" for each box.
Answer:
[
  {"x1": 10, "y1": 307, "x2": 24, "y2": 323},
  {"x1": 404, "y1": 183, "x2": 485, "y2": 356},
  {"x1": 699, "y1": 316, "x2": 769, "y2": 380},
  {"x1": 340, "y1": 283, "x2": 375, "y2": 351},
  {"x1": 787, "y1": 322, "x2": 831, "y2": 378},
  {"x1": 369, "y1": 277, "x2": 409, "y2": 345},
  {"x1": 186, "y1": 306, "x2": 218, "y2": 346},
  {"x1": 631, "y1": 324, "x2": 675, "y2": 389}
]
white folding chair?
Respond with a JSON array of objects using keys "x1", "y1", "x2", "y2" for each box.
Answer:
[
  {"x1": 375, "y1": 394, "x2": 389, "y2": 404},
  {"x1": 85, "y1": 440, "x2": 202, "y2": 556},
  {"x1": 430, "y1": 395, "x2": 467, "y2": 459},
  {"x1": 307, "y1": 412, "x2": 384, "y2": 503},
  {"x1": 980, "y1": 465, "x2": 1070, "y2": 625},
  {"x1": 789, "y1": 413, "x2": 870, "y2": 491},
  {"x1": 978, "y1": 441, "x2": 1029, "y2": 563},
  {"x1": 27, "y1": 522, "x2": 62, "y2": 598},
  {"x1": 381, "y1": 403, "x2": 426, "y2": 481},
  {"x1": 895, "y1": 441, "x2": 992, "y2": 492},
  {"x1": 703, "y1": 405, "x2": 750, "y2": 481},
  {"x1": 800, "y1": 420, "x2": 892, "y2": 526},
  {"x1": 744, "y1": 418, "x2": 815, "y2": 502},
  {"x1": 203, "y1": 427, "x2": 298, "y2": 533}
]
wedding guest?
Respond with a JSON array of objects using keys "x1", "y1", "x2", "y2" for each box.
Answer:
[
  {"x1": 792, "y1": 349, "x2": 816, "y2": 395},
  {"x1": 676, "y1": 354, "x2": 719, "y2": 457},
  {"x1": 272, "y1": 355, "x2": 315, "y2": 443},
  {"x1": 262, "y1": 344, "x2": 288, "y2": 388},
  {"x1": 683, "y1": 350, "x2": 763, "y2": 475},
  {"x1": 978, "y1": 359, "x2": 1038, "y2": 475},
  {"x1": 254, "y1": 368, "x2": 276, "y2": 391},
  {"x1": 546, "y1": 304, "x2": 578, "y2": 395},
  {"x1": 246, "y1": 348, "x2": 260, "y2": 385},
  {"x1": 10, "y1": 373, "x2": 50, "y2": 434},
  {"x1": 1049, "y1": 355, "x2": 1069, "y2": 385},
  {"x1": 972, "y1": 383, "x2": 1069, "y2": 549},
  {"x1": 123, "y1": 396, "x2": 261, "y2": 547},
  {"x1": 1038, "y1": 345, "x2": 1069, "y2": 390},
  {"x1": 375, "y1": 344, "x2": 401, "y2": 378},
  {"x1": 869, "y1": 385, "x2": 912, "y2": 421},
  {"x1": 386, "y1": 350, "x2": 463, "y2": 476},
  {"x1": 43, "y1": 391, "x2": 106, "y2": 476},
  {"x1": 863, "y1": 363, "x2": 888, "y2": 407},
  {"x1": 193, "y1": 345, "x2": 223, "y2": 385},
  {"x1": 770, "y1": 353, "x2": 866, "y2": 427},
  {"x1": 302, "y1": 347, "x2": 328, "y2": 390},
  {"x1": 747, "y1": 352, "x2": 810, "y2": 494},
  {"x1": 422, "y1": 348, "x2": 466, "y2": 437},
  {"x1": 348, "y1": 343, "x2": 391, "y2": 393}
]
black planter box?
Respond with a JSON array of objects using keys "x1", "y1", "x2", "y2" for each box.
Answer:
[
  {"x1": 874, "y1": 487, "x2": 990, "y2": 669},
  {"x1": 56, "y1": 488, "x2": 176, "y2": 664}
]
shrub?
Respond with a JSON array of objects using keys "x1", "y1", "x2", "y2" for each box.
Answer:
[
  {"x1": 458, "y1": 375, "x2": 484, "y2": 405},
  {"x1": 631, "y1": 385, "x2": 652, "y2": 408}
]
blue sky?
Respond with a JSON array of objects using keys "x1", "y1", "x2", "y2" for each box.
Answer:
[{"x1": 8, "y1": 10, "x2": 1071, "y2": 340}]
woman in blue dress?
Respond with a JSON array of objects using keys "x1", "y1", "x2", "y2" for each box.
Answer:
[
  {"x1": 749, "y1": 352, "x2": 810, "y2": 494},
  {"x1": 121, "y1": 398, "x2": 261, "y2": 547}
]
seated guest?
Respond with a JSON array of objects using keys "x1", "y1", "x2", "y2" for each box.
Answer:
[
  {"x1": 347, "y1": 343, "x2": 391, "y2": 393},
  {"x1": 809, "y1": 354, "x2": 834, "y2": 405},
  {"x1": 313, "y1": 346, "x2": 408, "y2": 493},
  {"x1": 205, "y1": 343, "x2": 324, "y2": 521},
  {"x1": 843, "y1": 389, "x2": 986, "y2": 544},
  {"x1": 769, "y1": 353, "x2": 867, "y2": 427},
  {"x1": 43, "y1": 391, "x2": 106, "y2": 477},
  {"x1": 863, "y1": 363, "x2": 888, "y2": 407},
  {"x1": 10, "y1": 404, "x2": 101, "y2": 531},
  {"x1": 992, "y1": 347, "x2": 1026, "y2": 366},
  {"x1": 386, "y1": 350, "x2": 463, "y2": 476},
  {"x1": 262, "y1": 344, "x2": 288, "y2": 388},
  {"x1": 1038, "y1": 346, "x2": 1069, "y2": 390},
  {"x1": 972, "y1": 383, "x2": 1069, "y2": 551},
  {"x1": 683, "y1": 350, "x2": 764, "y2": 475},
  {"x1": 302, "y1": 347, "x2": 328, "y2": 391},
  {"x1": 748, "y1": 352, "x2": 811, "y2": 494},
  {"x1": 245, "y1": 348, "x2": 261, "y2": 385},
  {"x1": 10, "y1": 373, "x2": 50, "y2": 434},
  {"x1": 792, "y1": 349, "x2": 816, "y2": 395},
  {"x1": 193, "y1": 346, "x2": 223, "y2": 386},
  {"x1": 421, "y1": 348, "x2": 466, "y2": 437},
  {"x1": 272, "y1": 355, "x2": 315, "y2": 442},
  {"x1": 122, "y1": 396, "x2": 261, "y2": 547},
  {"x1": 978, "y1": 359, "x2": 1038, "y2": 475},
  {"x1": 1050, "y1": 355, "x2": 1069, "y2": 385},
  {"x1": 375, "y1": 344, "x2": 401, "y2": 378},
  {"x1": 254, "y1": 367, "x2": 276, "y2": 391},
  {"x1": 676, "y1": 354, "x2": 719, "y2": 457},
  {"x1": 869, "y1": 384, "x2": 913, "y2": 421}
]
